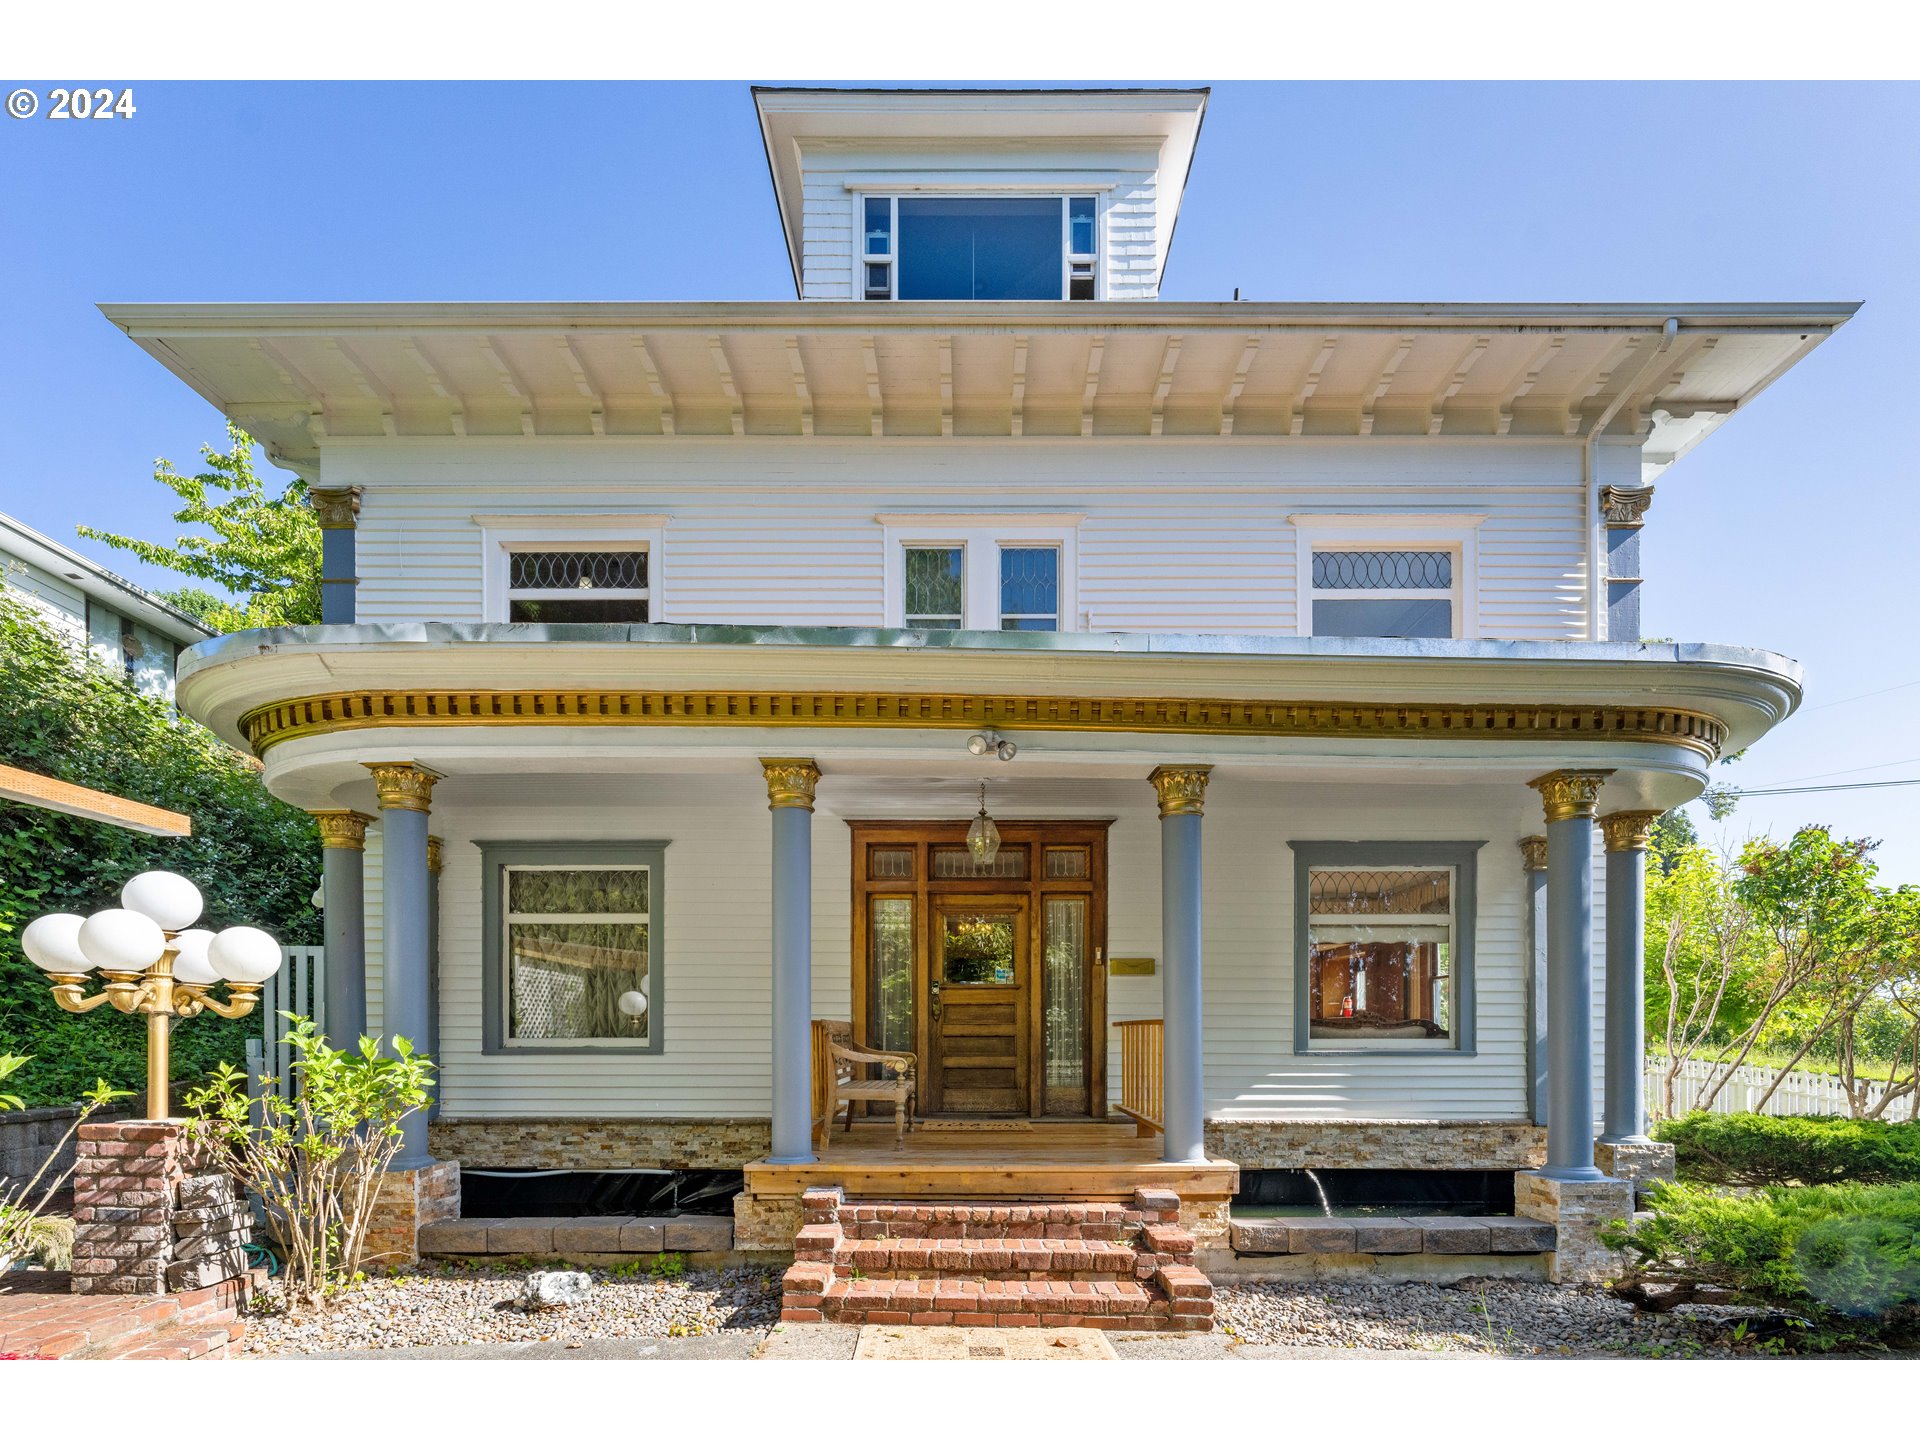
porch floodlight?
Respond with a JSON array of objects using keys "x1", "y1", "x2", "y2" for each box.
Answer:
[
  {"x1": 966, "y1": 781, "x2": 1002, "y2": 865},
  {"x1": 30, "y1": 869, "x2": 283, "y2": 1120}
]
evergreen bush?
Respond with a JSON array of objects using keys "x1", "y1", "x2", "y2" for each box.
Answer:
[{"x1": 1654, "y1": 1111, "x2": 1920, "y2": 1188}]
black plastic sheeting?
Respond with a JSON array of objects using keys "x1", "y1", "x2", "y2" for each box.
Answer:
[
  {"x1": 457, "y1": 1168, "x2": 744, "y2": 1219},
  {"x1": 1235, "y1": 1168, "x2": 1514, "y2": 1215}
]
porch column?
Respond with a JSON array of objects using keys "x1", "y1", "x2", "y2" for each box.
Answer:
[
  {"x1": 426, "y1": 834, "x2": 444, "y2": 1119},
  {"x1": 763, "y1": 758, "x2": 820, "y2": 1165},
  {"x1": 1528, "y1": 769, "x2": 1612, "y2": 1181},
  {"x1": 367, "y1": 761, "x2": 441, "y2": 1169},
  {"x1": 1150, "y1": 765, "x2": 1211, "y2": 1165},
  {"x1": 1599, "y1": 811, "x2": 1660, "y2": 1144},
  {"x1": 311, "y1": 486, "x2": 361, "y2": 625},
  {"x1": 312, "y1": 810, "x2": 373, "y2": 1048},
  {"x1": 1520, "y1": 835, "x2": 1549, "y2": 1127}
]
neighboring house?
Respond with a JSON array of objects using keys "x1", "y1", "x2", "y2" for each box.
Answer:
[
  {"x1": 106, "y1": 88, "x2": 1851, "y2": 1298},
  {"x1": 0, "y1": 510, "x2": 215, "y2": 702}
]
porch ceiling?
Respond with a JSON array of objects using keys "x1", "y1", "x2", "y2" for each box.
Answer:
[{"x1": 99, "y1": 301, "x2": 1855, "y2": 483}]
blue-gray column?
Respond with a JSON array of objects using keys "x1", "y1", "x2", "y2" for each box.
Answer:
[
  {"x1": 313, "y1": 486, "x2": 361, "y2": 625},
  {"x1": 314, "y1": 810, "x2": 372, "y2": 1048},
  {"x1": 763, "y1": 759, "x2": 820, "y2": 1164},
  {"x1": 1601, "y1": 812, "x2": 1658, "y2": 1144},
  {"x1": 1521, "y1": 835, "x2": 1549, "y2": 1127},
  {"x1": 1151, "y1": 765, "x2": 1211, "y2": 1165},
  {"x1": 368, "y1": 762, "x2": 440, "y2": 1169},
  {"x1": 1599, "y1": 485, "x2": 1653, "y2": 643},
  {"x1": 426, "y1": 834, "x2": 443, "y2": 1119},
  {"x1": 1531, "y1": 770, "x2": 1612, "y2": 1181}
]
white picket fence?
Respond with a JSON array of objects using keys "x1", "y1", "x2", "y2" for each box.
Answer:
[
  {"x1": 1648, "y1": 1055, "x2": 1904, "y2": 1120},
  {"x1": 243, "y1": 945, "x2": 325, "y2": 1098}
]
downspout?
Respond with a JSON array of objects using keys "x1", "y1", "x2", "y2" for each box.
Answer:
[{"x1": 1583, "y1": 316, "x2": 1679, "y2": 640}]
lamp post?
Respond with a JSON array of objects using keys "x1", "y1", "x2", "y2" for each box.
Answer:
[{"x1": 19, "y1": 870, "x2": 285, "y2": 1121}]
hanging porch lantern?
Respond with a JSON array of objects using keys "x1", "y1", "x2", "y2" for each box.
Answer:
[{"x1": 966, "y1": 780, "x2": 1002, "y2": 864}]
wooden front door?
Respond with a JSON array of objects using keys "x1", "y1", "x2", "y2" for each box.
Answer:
[
  {"x1": 929, "y1": 896, "x2": 1030, "y2": 1114},
  {"x1": 850, "y1": 821, "x2": 1109, "y2": 1120}
]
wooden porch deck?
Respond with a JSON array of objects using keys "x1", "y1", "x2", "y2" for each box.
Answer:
[{"x1": 741, "y1": 1119, "x2": 1238, "y2": 1204}]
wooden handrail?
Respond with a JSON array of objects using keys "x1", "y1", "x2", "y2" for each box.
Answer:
[{"x1": 1113, "y1": 1019, "x2": 1164, "y2": 1137}]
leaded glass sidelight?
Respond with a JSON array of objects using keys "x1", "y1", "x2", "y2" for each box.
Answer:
[
  {"x1": 1309, "y1": 548, "x2": 1453, "y2": 639},
  {"x1": 869, "y1": 897, "x2": 915, "y2": 1054},
  {"x1": 504, "y1": 866, "x2": 651, "y2": 1043},
  {"x1": 506, "y1": 548, "x2": 650, "y2": 623},
  {"x1": 1043, "y1": 898, "x2": 1089, "y2": 1111},
  {"x1": 1000, "y1": 546, "x2": 1059, "y2": 631},
  {"x1": 904, "y1": 546, "x2": 964, "y2": 629}
]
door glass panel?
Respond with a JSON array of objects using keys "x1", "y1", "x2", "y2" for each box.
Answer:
[
  {"x1": 1043, "y1": 898, "x2": 1087, "y2": 1102},
  {"x1": 870, "y1": 897, "x2": 915, "y2": 1053},
  {"x1": 942, "y1": 912, "x2": 1016, "y2": 985}
]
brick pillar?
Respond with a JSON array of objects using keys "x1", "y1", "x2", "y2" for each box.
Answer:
[{"x1": 70, "y1": 1120, "x2": 251, "y2": 1296}]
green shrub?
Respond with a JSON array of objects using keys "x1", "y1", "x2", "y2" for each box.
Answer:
[
  {"x1": 1654, "y1": 1111, "x2": 1920, "y2": 1188},
  {"x1": 1611, "y1": 1180, "x2": 1920, "y2": 1340},
  {"x1": 0, "y1": 596, "x2": 319, "y2": 1106}
]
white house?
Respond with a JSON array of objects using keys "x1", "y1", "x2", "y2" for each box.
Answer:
[
  {"x1": 0, "y1": 510, "x2": 214, "y2": 701},
  {"x1": 109, "y1": 87, "x2": 1850, "y2": 1317}
]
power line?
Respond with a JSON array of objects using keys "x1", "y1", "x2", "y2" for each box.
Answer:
[
  {"x1": 1799, "y1": 677, "x2": 1920, "y2": 714},
  {"x1": 1723, "y1": 777, "x2": 1920, "y2": 799}
]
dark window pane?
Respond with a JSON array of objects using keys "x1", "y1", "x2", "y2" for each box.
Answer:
[
  {"x1": 898, "y1": 197, "x2": 1063, "y2": 301},
  {"x1": 865, "y1": 262, "x2": 892, "y2": 299},
  {"x1": 1069, "y1": 264, "x2": 1095, "y2": 301},
  {"x1": 508, "y1": 550, "x2": 646, "y2": 591},
  {"x1": 509, "y1": 597, "x2": 649, "y2": 623},
  {"x1": 865, "y1": 196, "x2": 892, "y2": 256},
  {"x1": 1307, "y1": 938, "x2": 1449, "y2": 1041},
  {"x1": 1000, "y1": 546, "x2": 1058, "y2": 626},
  {"x1": 904, "y1": 546, "x2": 963, "y2": 626},
  {"x1": 1311, "y1": 550, "x2": 1452, "y2": 590},
  {"x1": 1311, "y1": 598, "x2": 1452, "y2": 639},
  {"x1": 1068, "y1": 197, "x2": 1095, "y2": 255}
]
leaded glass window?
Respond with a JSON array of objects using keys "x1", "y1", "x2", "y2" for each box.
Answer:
[
  {"x1": 1000, "y1": 546, "x2": 1059, "y2": 631},
  {"x1": 504, "y1": 865, "x2": 651, "y2": 1044},
  {"x1": 506, "y1": 547, "x2": 649, "y2": 623},
  {"x1": 904, "y1": 546, "x2": 964, "y2": 629},
  {"x1": 1310, "y1": 548, "x2": 1453, "y2": 639}
]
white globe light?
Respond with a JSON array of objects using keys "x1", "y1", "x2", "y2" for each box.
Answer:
[
  {"x1": 77, "y1": 908, "x2": 168, "y2": 973},
  {"x1": 617, "y1": 989, "x2": 649, "y2": 1018},
  {"x1": 170, "y1": 928, "x2": 220, "y2": 987},
  {"x1": 208, "y1": 926, "x2": 283, "y2": 984},
  {"x1": 21, "y1": 913, "x2": 91, "y2": 974},
  {"x1": 120, "y1": 871, "x2": 204, "y2": 931}
]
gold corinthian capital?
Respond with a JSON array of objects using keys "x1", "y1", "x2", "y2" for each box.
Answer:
[
  {"x1": 1518, "y1": 835, "x2": 1548, "y2": 872},
  {"x1": 760, "y1": 758, "x2": 822, "y2": 811},
  {"x1": 1148, "y1": 765, "x2": 1213, "y2": 818},
  {"x1": 1600, "y1": 810, "x2": 1662, "y2": 853},
  {"x1": 312, "y1": 810, "x2": 374, "y2": 850},
  {"x1": 1528, "y1": 769, "x2": 1614, "y2": 825},
  {"x1": 364, "y1": 762, "x2": 442, "y2": 813}
]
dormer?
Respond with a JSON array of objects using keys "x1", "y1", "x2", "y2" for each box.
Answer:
[{"x1": 754, "y1": 87, "x2": 1208, "y2": 302}]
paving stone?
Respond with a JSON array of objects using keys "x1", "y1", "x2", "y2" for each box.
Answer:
[
  {"x1": 619, "y1": 1219, "x2": 666, "y2": 1252},
  {"x1": 1227, "y1": 1220, "x2": 1290, "y2": 1255},
  {"x1": 1482, "y1": 1217, "x2": 1556, "y2": 1253},
  {"x1": 551, "y1": 1216, "x2": 638, "y2": 1252},
  {"x1": 485, "y1": 1222, "x2": 558, "y2": 1254},
  {"x1": 418, "y1": 1219, "x2": 502, "y2": 1255},
  {"x1": 1285, "y1": 1218, "x2": 1357, "y2": 1254},
  {"x1": 1351, "y1": 1220, "x2": 1423, "y2": 1254},
  {"x1": 1410, "y1": 1218, "x2": 1492, "y2": 1254},
  {"x1": 664, "y1": 1216, "x2": 734, "y2": 1252}
]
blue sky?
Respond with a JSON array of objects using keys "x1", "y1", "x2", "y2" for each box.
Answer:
[{"x1": 3, "y1": 81, "x2": 1915, "y2": 877}]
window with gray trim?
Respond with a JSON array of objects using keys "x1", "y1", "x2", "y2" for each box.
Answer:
[
  {"x1": 480, "y1": 841, "x2": 667, "y2": 1053},
  {"x1": 1288, "y1": 841, "x2": 1481, "y2": 1055}
]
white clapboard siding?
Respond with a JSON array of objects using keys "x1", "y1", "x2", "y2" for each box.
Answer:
[
  {"x1": 352, "y1": 771, "x2": 1603, "y2": 1123},
  {"x1": 332, "y1": 437, "x2": 1600, "y2": 639},
  {"x1": 1, "y1": 559, "x2": 87, "y2": 647},
  {"x1": 1650, "y1": 1057, "x2": 1906, "y2": 1120}
]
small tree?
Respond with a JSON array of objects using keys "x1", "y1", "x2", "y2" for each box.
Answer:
[
  {"x1": 1644, "y1": 843, "x2": 1765, "y2": 1118},
  {"x1": 185, "y1": 1018, "x2": 433, "y2": 1308},
  {"x1": 78, "y1": 424, "x2": 320, "y2": 632},
  {"x1": 0, "y1": 1057, "x2": 133, "y2": 1281}
]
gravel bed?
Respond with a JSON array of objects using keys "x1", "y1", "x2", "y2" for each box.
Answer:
[
  {"x1": 242, "y1": 1261, "x2": 781, "y2": 1356},
  {"x1": 1215, "y1": 1279, "x2": 1753, "y2": 1357}
]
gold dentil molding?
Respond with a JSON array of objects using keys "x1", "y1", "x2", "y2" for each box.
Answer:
[
  {"x1": 1148, "y1": 764, "x2": 1213, "y2": 817},
  {"x1": 1529, "y1": 769, "x2": 1615, "y2": 824},
  {"x1": 239, "y1": 688, "x2": 1728, "y2": 761},
  {"x1": 761, "y1": 757, "x2": 822, "y2": 811}
]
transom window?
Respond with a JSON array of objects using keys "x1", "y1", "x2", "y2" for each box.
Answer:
[
  {"x1": 502, "y1": 866, "x2": 652, "y2": 1046},
  {"x1": 862, "y1": 195, "x2": 1098, "y2": 301},
  {"x1": 1310, "y1": 548, "x2": 1456, "y2": 639},
  {"x1": 1307, "y1": 866, "x2": 1454, "y2": 1047},
  {"x1": 505, "y1": 548, "x2": 649, "y2": 623}
]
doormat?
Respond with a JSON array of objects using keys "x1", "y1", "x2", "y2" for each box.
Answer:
[{"x1": 917, "y1": 1119, "x2": 1034, "y2": 1132}]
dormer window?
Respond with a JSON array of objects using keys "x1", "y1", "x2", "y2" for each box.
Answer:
[{"x1": 860, "y1": 195, "x2": 1099, "y2": 301}]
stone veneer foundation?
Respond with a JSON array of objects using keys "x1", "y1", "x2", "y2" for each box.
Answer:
[
  {"x1": 70, "y1": 1120, "x2": 251, "y2": 1297},
  {"x1": 1594, "y1": 1140, "x2": 1677, "y2": 1195},
  {"x1": 1513, "y1": 1170, "x2": 1633, "y2": 1283},
  {"x1": 363, "y1": 1160, "x2": 461, "y2": 1271},
  {"x1": 428, "y1": 1117, "x2": 770, "y2": 1170},
  {"x1": 1206, "y1": 1120, "x2": 1546, "y2": 1171}
]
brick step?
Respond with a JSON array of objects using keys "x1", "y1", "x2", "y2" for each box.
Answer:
[
  {"x1": 835, "y1": 1235, "x2": 1146, "y2": 1278},
  {"x1": 790, "y1": 1271, "x2": 1213, "y2": 1330},
  {"x1": 90, "y1": 1318, "x2": 246, "y2": 1361},
  {"x1": 836, "y1": 1201, "x2": 1137, "y2": 1242}
]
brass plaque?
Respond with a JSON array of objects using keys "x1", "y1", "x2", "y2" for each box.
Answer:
[{"x1": 1108, "y1": 957, "x2": 1156, "y2": 977}]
